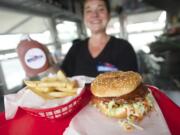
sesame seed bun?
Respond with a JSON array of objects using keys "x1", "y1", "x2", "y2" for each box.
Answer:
[{"x1": 91, "y1": 71, "x2": 142, "y2": 97}]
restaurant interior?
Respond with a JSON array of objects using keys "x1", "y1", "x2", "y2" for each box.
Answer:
[{"x1": 0, "y1": 0, "x2": 180, "y2": 113}]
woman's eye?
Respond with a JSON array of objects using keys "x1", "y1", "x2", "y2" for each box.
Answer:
[
  {"x1": 98, "y1": 8, "x2": 105, "y2": 12},
  {"x1": 85, "y1": 10, "x2": 92, "y2": 14}
]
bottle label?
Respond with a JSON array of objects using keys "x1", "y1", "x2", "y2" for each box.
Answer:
[{"x1": 24, "y1": 48, "x2": 47, "y2": 69}]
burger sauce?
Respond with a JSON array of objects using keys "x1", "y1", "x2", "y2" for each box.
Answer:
[{"x1": 17, "y1": 37, "x2": 52, "y2": 77}]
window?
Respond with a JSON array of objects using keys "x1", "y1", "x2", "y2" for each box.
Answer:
[
  {"x1": 0, "y1": 9, "x2": 56, "y2": 91},
  {"x1": 127, "y1": 11, "x2": 166, "y2": 52},
  {"x1": 0, "y1": 34, "x2": 22, "y2": 51},
  {"x1": 1, "y1": 58, "x2": 25, "y2": 90},
  {"x1": 128, "y1": 31, "x2": 163, "y2": 52},
  {"x1": 106, "y1": 17, "x2": 121, "y2": 38},
  {"x1": 56, "y1": 20, "x2": 79, "y2": 55},
  {"x1": 56, "y1": 20, "x2": 78, "y2": 44}
]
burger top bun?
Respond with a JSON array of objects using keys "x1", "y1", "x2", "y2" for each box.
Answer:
[{"x1": 91, "y1": 71, "x2": 142, "y2": 97}]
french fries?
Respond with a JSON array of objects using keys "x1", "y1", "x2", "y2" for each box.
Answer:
[
  {"x1": 57, "y1": 70, "x2": 67, "y2": 80},
  {"x1": 24, "y1": 70, "x2": 79, "y2": 99}
]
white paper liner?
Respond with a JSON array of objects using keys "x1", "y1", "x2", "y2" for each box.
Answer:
[
  {"x1": 4, "y1": 76, "x2": 94, "y2": 120},
  {"x1": 64, "y1": 94, "x2": 171, "y2": 135}
]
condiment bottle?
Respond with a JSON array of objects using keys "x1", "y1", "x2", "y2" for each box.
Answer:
[{"x1": 17, "y1": 36, "x2": 52, "y2": 77}]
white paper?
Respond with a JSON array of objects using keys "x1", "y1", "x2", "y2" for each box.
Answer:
[
  {"x1": 64, "y1": 95, "x2": 171, "y2": 135},
  {"x1": 4, "y1": 76, "x2": 93, "y2": 120}
]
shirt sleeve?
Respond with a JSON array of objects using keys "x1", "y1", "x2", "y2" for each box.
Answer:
[
  {"x1": 61, "y1": 39, "x2": 81, "y2": 76},
  {"x1": 117, "y1": 39, "x2": 138, "y2": 72}
]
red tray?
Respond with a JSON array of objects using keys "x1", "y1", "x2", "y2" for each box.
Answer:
[{"x1": 0, "y1": 85, "x2": 180, "y2": 135}]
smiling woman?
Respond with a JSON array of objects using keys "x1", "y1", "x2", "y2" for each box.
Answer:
[
  {"x1": 61, "y1": 0, "x2": 138, "y2": 77},
  {"x1": 83, "y1": 0, "x2": 110, "y2": 35}
]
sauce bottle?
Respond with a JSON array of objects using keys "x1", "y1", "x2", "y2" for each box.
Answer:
[{"x1": 17, "y1": 36, "x2": 53, "y2": 78}]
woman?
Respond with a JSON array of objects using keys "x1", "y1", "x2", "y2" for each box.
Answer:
[{"x1": 61, "y1": 0, "x2": 138, "y2": 77}]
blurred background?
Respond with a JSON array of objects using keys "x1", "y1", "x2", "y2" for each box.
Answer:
[{"x1": 0, "y1": 0, "x2": 180, "y2": 111}]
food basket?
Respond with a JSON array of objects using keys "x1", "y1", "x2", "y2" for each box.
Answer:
[{"x1": 21, "y1": 88, "x2": 86, "y2": 119}]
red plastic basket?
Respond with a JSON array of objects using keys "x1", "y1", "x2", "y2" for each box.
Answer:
[{"x1": 21, "y1": 88, "x2": 86, "y2": 119}]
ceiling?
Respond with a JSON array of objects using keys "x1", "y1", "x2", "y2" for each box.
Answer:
[
  {"x1": 0, "y1": 0, "x2": 81, "y2": 20},
  {"x1": 0, "y1": 0, "x2": 179, "y2": 16},
  {"x1": 143, "y1": 0, "x2": 180, "y2": 14},
  {"x1": 0, "y1": 0, "x2": 179, "y2": 18},
  {"x1": 0, "y1": 0, "x2": 82, "y2": 34},
  {"x1": 127, "y1": 10, "x2": 163, "y2": 24},
  {"x1": 0, "y1": 0, "x2": 179, "y2": 34},
  {"x1": 0, "y1": 9, "x2": 51, "y2": 34}
]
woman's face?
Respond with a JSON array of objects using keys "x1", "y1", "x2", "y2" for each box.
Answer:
[{"x1": 84, "y1": 0, "x2": 110, "y2": 34}]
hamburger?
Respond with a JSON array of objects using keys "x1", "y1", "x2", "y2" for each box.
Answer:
[{"x1": 90, "y1": 71, "x2": 154, "y2": 130}]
